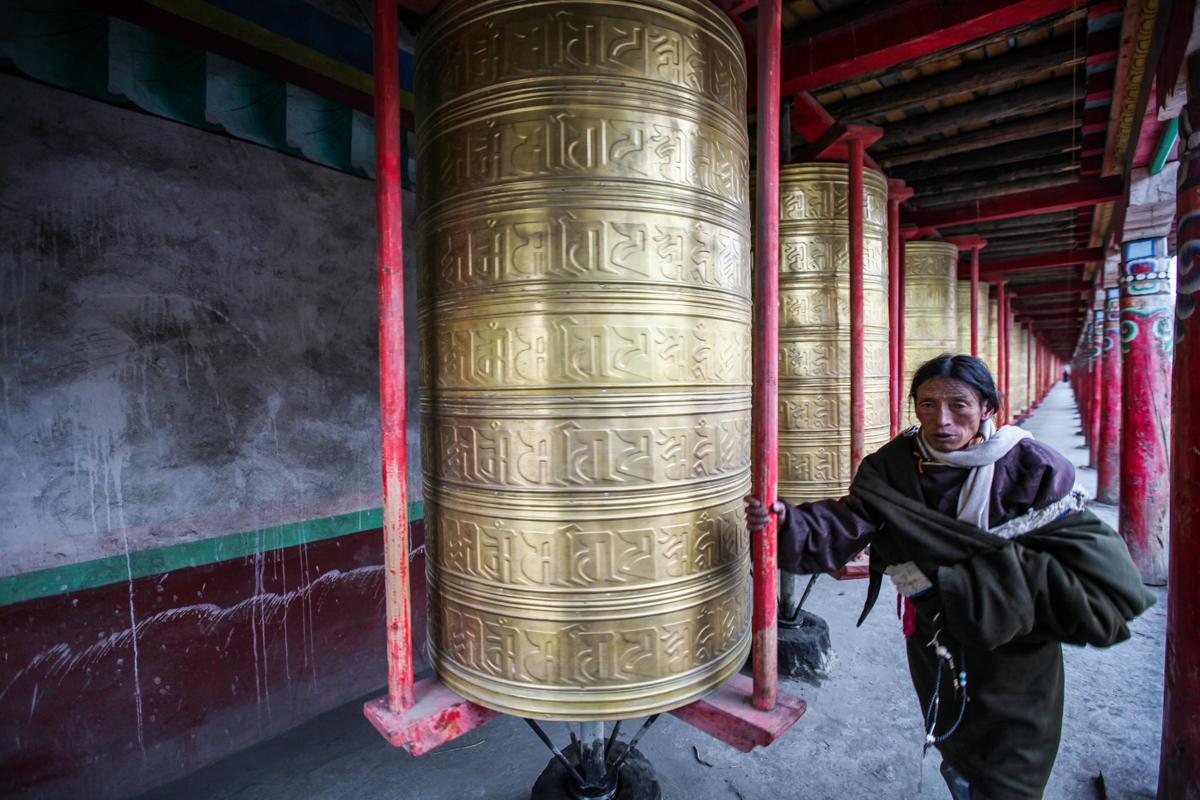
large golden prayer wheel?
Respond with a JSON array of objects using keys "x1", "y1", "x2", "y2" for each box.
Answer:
[
  {"x1": 776, "y1": 164, "x2": 890, "y2": 502},
  {"x1": 903, "y1": 241, "x2": 959, "y2": 426},
  {"x1": 957, "y1": 280, "x2": 989, "y2": 360},
  {"x1": 415, "y1": 0, "x2": 752, "y2": 721}
]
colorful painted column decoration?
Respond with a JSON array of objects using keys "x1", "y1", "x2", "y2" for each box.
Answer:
[
  {"x1": 1118, "y1": 236, "x2": 1172, "y2": 586},
  {"x1": 1088, "y1": 306, "x2": 1104, "y2": 468},
  {"x1": 1096, "y1": 287, "x2": 1122, "y2": 504},
  {"x1": 1160, "y1": 50, "x2": 1200, "y2": 798}
]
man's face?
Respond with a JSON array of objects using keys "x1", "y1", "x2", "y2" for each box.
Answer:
[{"x1": 914, "y1": 377, "x2": 995, "y2": 452}]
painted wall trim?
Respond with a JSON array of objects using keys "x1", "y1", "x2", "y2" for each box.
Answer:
[{"x1": 0, "y1": 502, "x2": 423, "y2": 607}]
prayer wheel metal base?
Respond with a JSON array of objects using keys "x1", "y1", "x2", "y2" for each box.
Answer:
[
  {"x1": 902, "y1": 241, "x2": 959, "y2": 427},
  {"x1": 416, "y1": 0, "x2": 752, "y2": 721}
]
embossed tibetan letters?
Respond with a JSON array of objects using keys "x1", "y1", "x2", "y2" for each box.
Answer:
[
  {"x1": 902, "y1": 241, "x2": 959, "y2": 426},
  {"x1": 416, "y1": 0, "x2": 751, "y2": 720},
  {"x1": 776, "y1": 164, "x2": 890, "y2": 502}
]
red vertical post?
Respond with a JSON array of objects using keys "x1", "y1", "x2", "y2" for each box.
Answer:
[
  {"x1": 1118, "y1": 237, "x2": 1172, "y2": 585},
  {"x1": 1097, "y1": 287, "x2": 1122, "y2": 504},
  {"x1": 1025, "y1": 325, "x2": 1033, "y2": 413},
  {"x1": 751, "y1": 0, "x2": 781, "y2": 714},
  {"x1": 373, "y1": 0, "x2": 413, "y2": 714},
  {"x1": 970, "y1": 246, "x2": 980, "y2": 356},
  {"x1": 886, "y1": 186, "x2": 902, "y2": 437},
  {"x1": 1088, "y1": 305, "x2": 1103, "y2": 468},
  {"x1": 898, "y1": 236, "x2": 907, "y2": 416},
  {"x1": 996, "y1": 281, "x2": 1008, "y2": 423},
  {"x1": 1033, "y1": 337, "x2": 1042, "y2": 404},
  {"x1": 848, "y1": 138, "x2": 865, "y2": 474},
  {"x1": 1161, "y1": 49, "x2": 1200, "y2": 795}
]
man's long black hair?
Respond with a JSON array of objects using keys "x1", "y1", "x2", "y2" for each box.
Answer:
[{"x1": 909, "y1": 353, "x2": 1000, "y2": 413}]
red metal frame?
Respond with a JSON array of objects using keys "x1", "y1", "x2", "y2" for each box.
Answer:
[{"x1": 751, "y1": 0, "x2": 782, "y2": 714}]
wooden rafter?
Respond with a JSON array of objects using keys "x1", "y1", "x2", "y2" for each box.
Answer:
[{"x1": 747, "y1": 0, "x2": 1082, "y2": 103}]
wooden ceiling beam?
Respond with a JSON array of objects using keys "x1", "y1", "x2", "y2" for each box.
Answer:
[
  {"x1": 978, "y1": 247, "x2": 1106, "y2": 274},
  {"x1": 876, "y1": 108, "x2": 1083, "y2": 169},
  {"x1": 1008, "y1": 280, "x2": 1092, "y2": 297},
  {"x1": 827, "y1": 35, "x2": 1084, "y2": 123},
  {"x1": 939, "y1": 209, "x2": 1078, "y2": 234},
  {"x1": 873, "y1": 74, "x2": 1082, "y2": 148},
  {"x1": 981, "y1": 239, "x2": 1086, "y2": 258},
  {"x1": 889, "y1": 132, "x2": 1079, "y2": 182},
  {"x1": 809, "y1": 5, "x2": 1088, "y2": 96},
  {"x1": 751, "y1": 0, "x2": 1082, "y2": 103},
  {"x1": 1010, "y1": 301, "x2": 1089, "y2": 313},
  {"x1": 903, "y1": 177, "x2": 1123, "y2": 227},
  {"x1": 911, "y1": 173, "x2": 1080, "y2": 209},
  {"x1": 976, "y1": 224, "x2": 1088, "y2": 240},
  {"x1": 909, "y1": 157, "x2": 1079, "y2": 196}
]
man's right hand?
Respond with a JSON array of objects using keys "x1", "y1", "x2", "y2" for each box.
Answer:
[{"x1": 744, "y1": 496, "x2": 785, "y2": 533}]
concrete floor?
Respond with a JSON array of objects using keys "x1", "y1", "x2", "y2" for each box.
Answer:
[{"x1": 138, "y1": 382, "x2": 1167, "y2": 800}]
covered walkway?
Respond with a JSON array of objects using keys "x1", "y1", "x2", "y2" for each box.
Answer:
[{"x1": 137, "y1": 384, "x2": 1166, "y2": 800}]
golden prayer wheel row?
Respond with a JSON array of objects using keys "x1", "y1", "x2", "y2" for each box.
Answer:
[
  {"x1": 903, "y1": 241, "x2": 960, "y2": 426},
  {"x1": 415, "y1": 0, "x2": 752, "y2": 720},
  {"x1": 776, "y1": 164, "x2": 890, "y2": 502}
]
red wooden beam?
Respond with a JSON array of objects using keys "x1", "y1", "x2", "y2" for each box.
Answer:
[
  {"x1": 671, "y1": 674, "x2": 806, "y2": 753},
  {"x1": 979, "y1": 247, "x2": 1107, "y2": 274},
  {"x1": 753, "y1": 0, "x2": 1080, "y2": 102},
  {"x1": 788, "y1": 94, "x2": 882, "y2": 169},
  {"x1": 1010, "y1": 280, "x2": 1093, "y2": 297},
  {"x1": 903, "y1": 178, "x2": 1124, "y2": 228},
  {"x1": 793, "y1": 122, "x2": 883, "y2": 162},
  {"x1": 1010, "y1": 301, "x2": 1089, "y2": 313},
  {"x1": 1016, "y1": 312, "x2": 1085, "y2": 323}
]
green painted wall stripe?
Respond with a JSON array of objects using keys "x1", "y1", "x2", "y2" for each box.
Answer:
[{"x1": 0, "y1": 501, "x2": 423, "y2": 608}]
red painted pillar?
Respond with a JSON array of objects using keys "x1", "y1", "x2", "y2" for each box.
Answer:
[
  {"x1": 1096, "y1": 287, "x2": 1122, "y2": 504},
  {"x1": 1088, "y1": 306, "x2": 1104, "y2": 468},
  {"x1": 849, "y1": 137, "x2": 865, "y2": 475},
  {"x1": 886, "y1": 185, "x2": 903, "y2": 437},
  {"x1": 970, "y1": 246, "x2": 980, "y2": 357},
  {"x1": 1118, "y1": 237, "x2": 1172, "y2": 585},
  {"x1": 898, "y1": 237, "x2": 907, "y2": 411},
  {"x1": 373, "y1": 0, "x2": 413, "y2": 714},
  {"x1": 751, "y1": 0, "x2": 781, "y2": 713},
  {"x1": 996, "y1": 281, "x2": 1008, "y2": 423},
  {"x1": 1160, "y1": 49, "x2": 1200, "y2": 798}
]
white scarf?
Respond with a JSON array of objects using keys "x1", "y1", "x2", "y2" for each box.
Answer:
[{"x1": 916, "y1": 418, "x2": 1032, "y2": 531}]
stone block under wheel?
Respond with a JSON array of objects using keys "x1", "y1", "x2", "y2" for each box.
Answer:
[{"x1": 778, "y1": 610, "x2": 832, "y2": 684}]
